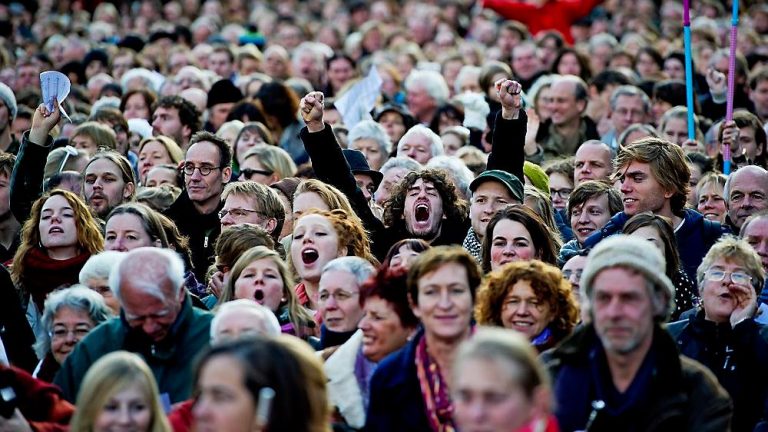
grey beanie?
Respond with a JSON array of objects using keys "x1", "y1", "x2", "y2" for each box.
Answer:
[
  {"x1": 0, "y1": 83, "x2": 16, "y2": 121},
  {"x1": 580, "y1": 235, "x2": 676, "y2": 320}
]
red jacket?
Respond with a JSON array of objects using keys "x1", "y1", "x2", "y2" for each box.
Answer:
[
  {"x1": 168, "y1": 399, "x2": 194, "y2": 432},
  {"x1": 0, "y1": 366, "x2": 74, "y2": 432},
  {"x1": 481, "y1": 0, "x2": 603, "y2": 44}
]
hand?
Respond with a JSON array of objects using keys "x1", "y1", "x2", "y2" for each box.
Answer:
[
  {"x1": 300, "y1": 91, "x2": 325, "y2": 132},
  {"x1": 729, "y1": 282, "x2": 758, "y2": 328},
  {"x1": 208, "y1": 271, "x2": 225, "y2": 299},
  {"x1": 524, "y1": 108, "x2": 540, "y2": 156},
  {"x1": 720, "y1": 120, "x2": 740, "y2": 154},
  {"x1": 0, "y1": 409, "x2": 33, "y2": 432},
  {"x1": 495, "y1": 79, "x2": 522, "y2": 119},
  {"x1": 706, "y1": 68, "x2": 727, "y2": 103},
  {"x1": 681, "y1": 139, "x2": 703, "y2": 154},
  {"x1": 29, "y1": 101, "x2": 61, "y2": 146}
]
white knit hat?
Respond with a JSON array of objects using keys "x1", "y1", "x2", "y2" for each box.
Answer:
[
  {"x1": 580, "y1": 235, "x2": 676, "y2": 321},
  {"x1": 0, "y1": 82, "x2": 17, "y2": 121}
]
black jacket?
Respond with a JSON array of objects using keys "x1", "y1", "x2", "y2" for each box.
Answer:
[
  {"x1": 0, "y1": 264, "x2": 37, "y2": 372},
  {"x1": 10, "y1": 131, "x2": 50, "y2": 224},
  {"x1": 364, "y1": 327, "x2": 432, "y2": 432},
  {"x1": 545, "y1": 324, "x2": 732, "y2": 432},
  {"x1": 163, "y1": 191, "x2": 222, "y2": 282},
  {"x1": 668, "y1": 311, "x2": 768, "y2": 432}
]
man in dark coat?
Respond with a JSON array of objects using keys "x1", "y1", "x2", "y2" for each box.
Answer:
[
  {"x1": 547, "y1": 235, "x2": 732, "y2": 431},
  {"x1": 164, "y1": 131, "x2": 232, "y2": 281},
  {"x1": 54, "y1": 247, "x2": 212, "y2": 403}
]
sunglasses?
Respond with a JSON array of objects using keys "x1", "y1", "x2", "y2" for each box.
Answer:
[{"x1": 240, "y1": 168, "x2": 274, "y2": 179}]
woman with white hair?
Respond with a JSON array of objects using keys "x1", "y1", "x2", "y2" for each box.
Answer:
[
  {"x1": 668, "y1": 236, "x2": 768, "y2": 432},
  {"x1": 79, "y1": 251, "x2": 126, "y2": 314},
  {"x1": 33, "y1": 286, "x2": 113, "y2": 382},
  {"x1": 317, "y1": 256, "x2": 376, "y2": 352},
  {"x1": 396, "y1": 124, "x2": 444, "y2": 164},
  {"x1": 348, "y1": 120, "x2": 391, "y2": 171}
]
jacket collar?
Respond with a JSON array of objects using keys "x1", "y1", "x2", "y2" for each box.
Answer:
[{"x1": 120, "y1": 294, "x2": 194, "y2": 361}]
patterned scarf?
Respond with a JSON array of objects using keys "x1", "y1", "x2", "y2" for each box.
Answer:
[
  {"x1": 462, "y1": 228, "x2": 482, "y2": 262},
  {"x1": 415, "y1": 335, "x2": 457, "y2": 432}
]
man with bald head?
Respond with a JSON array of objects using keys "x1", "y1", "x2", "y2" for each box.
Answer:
[
  {"x1": 55, "y1": 248, "x2": 213, "y2": 404},
  {"x1": 533, "y1": 75, "x2": 599, "y2": 161},
  {"x1": 726, "y1": 165, "x2": 768, "y2": 230},
  {"x1": 574, "y1": 140, "x2": 613, "y2": 185}
]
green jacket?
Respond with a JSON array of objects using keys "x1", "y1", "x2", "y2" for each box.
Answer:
[{"x1": 54, "y1": 295, "x2": 212, "y2": 403}]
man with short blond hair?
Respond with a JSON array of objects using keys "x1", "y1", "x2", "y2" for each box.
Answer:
[{"x1": 584, "y1": 137, "x2": 728, "y2": 280}]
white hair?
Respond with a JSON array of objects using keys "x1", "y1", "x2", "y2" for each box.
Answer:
[
  {"x1": 120, "y1": 68, "x2": 165, "y2": 93},
  {"x1": 291, "y1": 42, "x2": 332, "y2": 69},
  {"x1": 454, "y1": 65, "x2": 481, "y2": 95},
  {"x1": 210, "y1": 299, "x2": 281, "y2": 341},
  {"x1": 91, "y1": 96, "x2": 121, "y2": 113},
  {"x1": 79, "y1": 251, "x2": 126, "y2": 285},
  {"x1": 321, "y1": 256, "x2": 376, "y2": 287},
  {"x1": 109, "y1": 247, "x2": 186, "y2": 302},
  {"x1": 36, "y1": 286, "x2": 113, "y2": 359},
  {"x1": 426, "y1": 155, "x2": 475, "y2": 199},
  {"x1": 405, "y1": 70, "x2": 449, "y2": 105},
  {"x1": 397, "y1": 124, "x2": 445, "y2": 159},
  {"x1": 348, "y1": 120, "x2": 392, "y2": 155},
  {"x1": 380, "y1": 156, "x2": 422, "y2": 175}
]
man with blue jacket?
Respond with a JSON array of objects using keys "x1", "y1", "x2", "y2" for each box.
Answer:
[{"x1": 583, "y1": 137, "x2": 727, "y2": 280}]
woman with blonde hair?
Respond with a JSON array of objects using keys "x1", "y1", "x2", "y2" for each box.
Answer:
[
  {"x1": 239, "y1": 145, "x2": 297, "y2": 184},
  {"x1": 70, "y1": 351, "x2": 171, "y2": 432},
  {"x1": 137, "y1": 135, "x2": 184, "y2": 185},
  {"x1": 290, "y1": 209, "x2": 377, "y2": 312},
  {"x1": 220, "y1": 246, "x2": 316, "y2": 339},
  {"x1": 12, "y1": 190, "x2": 103, "y2": 317},
  {"x1": 293, "y1": 179, "x2": 360, "y2": 222}
]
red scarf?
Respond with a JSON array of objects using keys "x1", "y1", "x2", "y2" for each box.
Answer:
[
  {"x1": 294, "y1": 282, "x2": 322, "y2": 325},
  {"x1": 21, "y1": 247, "x2": 91, "y2": 311},
  {"x1": 415, "y1": 334, "x2": 457, "y2": 432}
]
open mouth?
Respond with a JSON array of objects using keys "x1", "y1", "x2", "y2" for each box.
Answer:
[
  {"x1": 577, "y1": 227, "x2": 595, "y2": 236},
  {"x1": 302, "y1": 248, "x2": 319, "y2": 265},
  {"x1": 253, "y1": 290, "x2": 264, "y2": 301},
  {"x1": 415, "y1": 203, "x2": 430, "y2": 222},
  {"x1": 718, "y1": 292, "x2": 733, "y2": 300},
  {"x1": 49, "y1": 227, "x2": 64, "y2": 234}
]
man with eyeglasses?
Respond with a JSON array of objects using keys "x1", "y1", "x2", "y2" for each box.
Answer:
[
  {"x1": 600, "y1": 86, "x2": 651, "y2": 153},
  {"x1": 317, "y1": 256, "x2": 375, "y2": 352},
  {"x1": 668, "y1": 236, "x2": 768, "y2": 432},
  {"x1": 165, "y1": 131, "x2": 232, "y2": 282},
  {"x1": 219, "y1": 181, "x2": 285, "y2": 244},
  {"x1": 55, "y1": 247, "x2": 213, "y2": 404}
]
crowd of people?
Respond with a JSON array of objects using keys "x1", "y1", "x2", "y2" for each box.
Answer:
[{"x1": 1, "y1": 0, "x2": 768, "y2": 430}]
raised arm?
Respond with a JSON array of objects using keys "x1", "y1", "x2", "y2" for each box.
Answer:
[
  {"x1": 10, "y1": 103, "x2": 60, "y2": 223},
  {"x1": 298, "y1": 92, "x2": 387, "y2": 254},
  {"x1": 488, "y1": 79, "x2": 527, "y2": 183}
]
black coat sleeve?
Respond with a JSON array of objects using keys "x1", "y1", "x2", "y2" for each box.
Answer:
[
  {"x1": 0, "y1": 265, "x2": 37, "y2": 372},
  {"x1": 487, "y1": 109, "x2": 527, "y2": 183},
  {"x1": 300, "y1": 125, "x2": 388, "y2": 259},
  {"x1": 10, "y1": 132, "x2": 52, "y2": 224}
]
